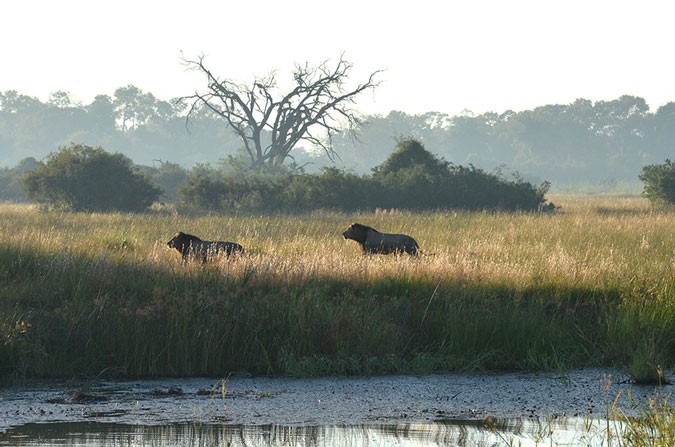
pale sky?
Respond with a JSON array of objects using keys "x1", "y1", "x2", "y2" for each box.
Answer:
[{"x1": 3, "y1": 0, "x2": 675, "y2": 116}]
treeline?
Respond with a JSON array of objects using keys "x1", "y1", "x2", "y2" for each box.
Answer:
[
  {"x1": 0, "y1": 87, "x2": 260, "y2": 169},
  {"x1": 332, "y1": 96, "x2": 675, "y2": 184},
  {"x1": 1, "y1": 89, "x2": 674, "y2": 186}
]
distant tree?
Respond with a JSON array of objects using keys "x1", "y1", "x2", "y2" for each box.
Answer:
[
  {"x1": 0, "y1": 157, "x2": 39, "y2": 202},
  {"x1": 372, "y1": 137, "x2": 449, "y2": 178},
  {"x1": 48, "y1": 91, "x2": 77, "y2": 108},
  {"x1": 639, "y1": 159, "x2": 675, "y2": 205},
  {"x1": 181, "y1": 55, "x2": 381, "y2": 169},
  {"x1": 150, "y1": 161, "x2": 188, "y2": 202},
  {"x1": 649, "y1": 102, "x2": 675, "y2": 162},
  {"x1": 24, "y1": 144, "x2": 162, "y2": 212},
  {"x1": 85, "y1": 95, "x2": 117, "y2": 134},
  {"x1": 0, "y1": 90, "x2": 41, "y2": 113},
  {"x1": 113, "y1": 85, "x2": 158, "y2": 131},
  {"x1": 14, "y1": 157, "x2": 40, "y2": 174}
]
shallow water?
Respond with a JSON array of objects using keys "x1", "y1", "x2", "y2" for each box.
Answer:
[
  {"x1": 0, "y1": 419, "x2": 613, "y2": 447},
  {"x1": 0, "y1": 369, "x2": 669, "y2": 446}
]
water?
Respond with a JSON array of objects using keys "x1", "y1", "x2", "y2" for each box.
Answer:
[
  {"x1": 0, "y1": 370, "x2": 668, "y2": 446},
  {"x1": 0, "y1": 419, "x2": 613, "y2": 446}
]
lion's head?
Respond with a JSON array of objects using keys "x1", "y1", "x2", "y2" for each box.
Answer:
[
  {"x1": 167, "y1": 231, "x2": 201, "y2": 254},
  {"x1": 342, "y1": 223, "x2": 373, "y2": 245}
]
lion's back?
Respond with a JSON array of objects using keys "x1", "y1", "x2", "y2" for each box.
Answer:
[{"x1": 366, "y1": 231, "x2": 419, "y2": 255}]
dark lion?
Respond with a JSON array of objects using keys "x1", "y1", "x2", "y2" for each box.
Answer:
[
  {"x1": 342, "y1": 223, "x2": 419, "y2": 255},
  {"x1": 167, "y1": 231, "x2": 244, "y2": 263}
]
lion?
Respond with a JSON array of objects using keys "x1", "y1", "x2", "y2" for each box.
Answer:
[
  {"x1": 167, "y1": 231, "x2": 244, "y2": 263},
  {"x1": 342, "y1": 223, "x2": 419, "y2": 255}
]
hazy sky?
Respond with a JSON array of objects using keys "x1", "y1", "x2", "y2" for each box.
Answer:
[{"x1": 3, "y1": 0, "x2": 674, "y2": 116}]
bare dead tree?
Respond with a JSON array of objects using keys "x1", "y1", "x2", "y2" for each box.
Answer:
[{"x1": 180, "y1": 55, "x2": 381, "y2": 169}]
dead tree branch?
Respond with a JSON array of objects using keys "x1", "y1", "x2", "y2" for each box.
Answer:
[{"x1": 180, "y1": 55, "x2": 381, "y2": 169}]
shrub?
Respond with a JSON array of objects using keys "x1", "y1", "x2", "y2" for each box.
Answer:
[
  {"x1": 176, "y1": 138, "x2": 551, "y2": 214},
  {"x1": 283, "y1": 168, "x2": 374, "y2": 211},
  {"x1": 372, "y1": 137, "x2": 449, "y2": 178},
  {"x1": 373, "y1": 139, "x2": 549, "y2": 211},
  {"x1": 639, "y1": 159, "x2": 675, "y2": 205},
  {"x1": 24, "y1": 144, "x2": 162, "y2": 212},
  {"x1": 177, "y1": 174, "x2": 282, "y2": 213}
]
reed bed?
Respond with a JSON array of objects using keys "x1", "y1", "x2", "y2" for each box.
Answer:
[{"x1": 0, "y1": 196, "x2": 673, "y2": 380}]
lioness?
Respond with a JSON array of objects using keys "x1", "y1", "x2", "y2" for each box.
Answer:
[
  {"x1": 342, "y1": 223, "x2": 419, "y2": 255},
  {"x1": 167, "y1": 231, "x2": 244, "y2": 263}
]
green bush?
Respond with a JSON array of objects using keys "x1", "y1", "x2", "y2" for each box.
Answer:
[
  {"x1": 283, "y1": 168, "x2": 375, "y2": 211},
  {"x1": 177, "y1": 174, "x2": 282, "y2": 213},
  {"x1": 639, "y1": 159, "x2": 675, "y2": 205},
  {"x1": 372, "y1": 138, "x2": 449, "y2": 178},
  {"x1": 177, "y1": 138, "x2": 551, "y2": 214},
  {"x1": 24, "y1": 144, "x2": 162, "y2": 212}
]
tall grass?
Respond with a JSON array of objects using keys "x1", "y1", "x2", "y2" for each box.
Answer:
[
  {"x1": 0, "y1": 196, "x2": 673, "y2": 379},
  {"x1": 616, "y1": 392, "x2": 675, "y2": 447}
]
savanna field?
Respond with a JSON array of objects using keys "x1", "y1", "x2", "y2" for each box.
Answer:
[{"x1": 0, "y1": 195, "x2": 673, "y2": 382}]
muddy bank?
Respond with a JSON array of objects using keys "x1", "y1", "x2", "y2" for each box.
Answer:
[{"x1": 0, "y1": 369, "x2": 670, "y2": 432}]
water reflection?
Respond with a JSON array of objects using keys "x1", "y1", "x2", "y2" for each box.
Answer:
[{"x1": 0, "y1": 418, "x2": 611, "y2": 447}]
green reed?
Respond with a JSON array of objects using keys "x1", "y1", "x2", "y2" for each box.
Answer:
[
  {"x1": 616, "y1": 392, "x2": 675, "y2": 447},
  {"x1": 0, "y1": 197, "x2": 673, "y2": 379}
]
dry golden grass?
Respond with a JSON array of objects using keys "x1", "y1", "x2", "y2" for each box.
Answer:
[{"x1": 2, "y1": 195, "x2": 673, "y2": 292}]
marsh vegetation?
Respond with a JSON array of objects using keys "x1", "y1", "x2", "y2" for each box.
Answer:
[{"x1": 0, "y1": 195, "x2": 673, "y2": 382}]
